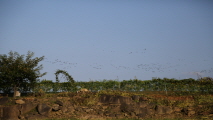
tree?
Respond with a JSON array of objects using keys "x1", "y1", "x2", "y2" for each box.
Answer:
[
  {"x1": 39, "y1": 79, "x2": 54, "y2": 92},
  {"x1": 55, "y1": 69, "x2": 76, "y2": 92},
  {"x1": 0, "y1": 51, "x2": 47, "y2": 97}
]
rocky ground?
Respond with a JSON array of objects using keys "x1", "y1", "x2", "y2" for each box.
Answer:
[{"x1": 0, "y1": 91, "x2": 213, "y2": 120}]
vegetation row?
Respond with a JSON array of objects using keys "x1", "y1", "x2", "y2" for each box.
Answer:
[{"x1": 1, "y1": 51, "x2": 213, "y2": 97}]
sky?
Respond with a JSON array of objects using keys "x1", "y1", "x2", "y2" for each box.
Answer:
[{"x1": 1, "y1": 0, "x2": 213, "y2": 82}]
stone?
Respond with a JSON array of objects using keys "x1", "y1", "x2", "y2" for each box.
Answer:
[
  {"x1": 55, "y1": 100, "x2": 63, "y2": 106},
  {"x1": 108, "y1": 114, "x2": 116, "y2": 117},
  {"x1": 137, "y1": 108, "x2": 152, "y2": 118},
  {"x1": 52, "y1": 104, "x2": 60, "y2": 111},
  {"x1": 155, "y1": 105, "x2": 173, "y2": 115},
  {"x1": 15, "y1": 99, "x2": 25, "y2": 104},
  {"x1": 139, "y1": 96, "x2": 149, "y2": 101},
  {"x1": 18, "y1": 114, "x2": 25, "y2": 119},
  {"x1": 110, "y1": 96, "x2": 121, "y2": 104},
  {"x1": 115, "y1": 113, "x2": 124, "y2": 118},
  {"x1": 119, "y1": 96, "x2": 132, "y2": 104},
  {"x1": 155, "y1": 106, "x2": 164, "y2": 114},
  {"x1": 137, "y1": 101, "x2": 148, "y2": 108},
  {"x1": 98, "y1": 111, "x2": 104, "y2": 116},
  {"x1": 84, "y1": 108, "x2": 93, "y2": 113},
  {"x1": 15, "y1": 91, "x2": 21, "y2": 97},
  {"x1": 2, "y1": 106, "x2": 20, "y2": 120},
  {"x1": 25, "y1": 114, "x2": 47, "y2": 120},
  {"x1": 99, "y1": 95, "x2": 133, "y2": 105},
  {"x1": 130, "y1": 112, "x2": 136, "y2": 117},
  {"x1": 0, "y1": 97, "x2": 9, "y2": 105},
  {"x1": 77, "y1": 88, "x2": 90, "y2": 93},
  {"x1": 187, "y1": 107, "x2": 194, "y2": 111},
  {"x1": 133, "y1": 107, "x2": 140, "y2": 115},
  {"x1": 164, "y1": 106, "x2": 173, "y2": 114},
  {"x1": 188, "y1": 110, "x2": 196, "y2": 116},
  {"x1": 67, "y1": 106, "x2": 75, "y2": 113},
  {"x1": 37, "y1": 103, "x2": 52, "y2": 116},
  {"x1": 61, "y1": 106, "x2": 68, "y2": 113},
  {"x1": 99, "y1": 94, "x2": 113, "y2": 104},
  {"x1": 109, "y1": 106, "x2": 121, "y2": 113},
  {"x1": 173, "y1": 107, "x2": 182, "y2": 112},
  {"x1": 21, "y1": 102, "x2": 38, "y2": 114},
  {"x1": 120, "y1": 103, "x2": 134, "y2": 112},
  {"x1": 74, "y1": 106, "x2": 81, "y2": 112},
  {"x1": 146, "y1": 103, "x2": 156, "y2": 109},
  {"x1": 132, "y1": 95, "x2": 140, "y2": 101}
]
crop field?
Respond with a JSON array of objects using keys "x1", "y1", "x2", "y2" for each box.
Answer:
[{"x1": 32, "y1": 77, "x2": 213, "y2": 95}]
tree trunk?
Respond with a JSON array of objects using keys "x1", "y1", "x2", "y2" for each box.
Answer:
[{"x1": 13, "y1": 85, "x2": 17, "y2": 98}]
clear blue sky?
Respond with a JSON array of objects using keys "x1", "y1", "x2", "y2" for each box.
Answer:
[{"x1": 1, "y1": 1, "x2": 213, "y2": 82}]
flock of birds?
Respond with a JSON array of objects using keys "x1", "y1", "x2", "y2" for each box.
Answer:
[
  {"x1": 44, "y1": 59, "x2": 78, "y2": 69},
  {"x1": 43, "y1": 48, "x2": 213, "y2": 78}
]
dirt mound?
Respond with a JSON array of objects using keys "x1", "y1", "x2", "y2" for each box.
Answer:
[{"x1": 0, "y1": 92, "x2": 213, "y2": 120}]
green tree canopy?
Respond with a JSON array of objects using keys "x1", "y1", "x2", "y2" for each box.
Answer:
[
  {"x1": 55, "y1": 69, "x2": 76, "y2": 91},
  {"x1": 0, "y1": 51, "x2": 46, "y2": 97}
]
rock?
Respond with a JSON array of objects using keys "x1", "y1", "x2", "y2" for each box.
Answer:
[
  {"x1": 146, "y1": 103, "x2": 156, "y2": 109},
  {"x1": 173, "y1": 107, "x2": 182, "y2": 112},
  {"x1": 139, "y1": 108, "x2": 154, "y2": 116},
  {"x1": 25, "y1": 114, "x2": 47, "y2": 120},
  {"x1": 109, "y1": 106, "x2": 121, "y2": 113},
  {"x1": 15, "y1": 99, "x2": 25, "y2": 104},
  {"x1": 21, "y1": 102, "x2": 38, "y2": 114},
  {"x1": 139, "y1": 96, "x2": 149, "y2": 101},
  {"x1": 18, "y1": 114, "x2": 25, "y2": 119},
  {"x1": 183, "y1": 107, "x2": 196, "y2": 116},
  {"x1": 67, "y1": 106, "x2": 75, "y2": 114},
  {"x1": 187, "y1": 107, "x2": 194, "y2": 111},
  {"x1": 99, "y1": 95, "x2": 113, "y2": 104},
  {"x1": 37, "y1": 103, "x2": 52, "y2": 116},
  {"x1": 60, "y1": 106, "x2": 68, "y2": 113},
  {"x1": 188, "y1": 110, "x2": 196, "y2": 116},
  {"x1": 0, "y1": 97, "x2": 9, "y2": 105},
  {"x1": 132, "y1": 95, "x2": 140, "y2": 101},
  {"x1": 132, "y1": 107, "x2": 140, "y2": 115},
  {"x1": 137, "y1": 101, "x2": 148, "y2": 108},
  {"x1": 75, "y1": 107, "x2": 83, "y2": 112},
  {"x1": 197, "y1": 105, "x2": 203, "y2": 108},
  {"x1": 15, "y1": 91, "x2": 21, "y2": 97},
  {"x1": 55, "y1": 100, "x2": 63, "y2": 106},
  {"x1": 110, "y1": 96, "x2": 121, "y2": 104},
  {"x1": 77, "y1": 88, "x2": 90, "y2": 93},
  {"x1": 119, "y1": 96, "x2": 132, "y2": 104},
  {"x1": 52, "y1": 104, "x2": 60, "y2": 111},
  {"x1": 123, "y1": 113, "x2": 129, "y2": 117},
  {"x1": 99, "y1": 95, "x2": 133, "y2": 105},
  {"x1": 108, "y1": 113, "x2": 116, "y2": 117},
  {"x1": 98, "y1": 111, "x2": 104, "y2": 116},
  {"x1": 130, "y1": 112, "x2": 137, "y2": 117},
  {"x1": 120, "y1": 103, "x2": 134, "y2": 112},
  {"x1": 155, "y1": 105, "x2": 173, "y2": 115},
  {"x1": 2, "y1": 106, "x2": 20, "y2": 120},
  {"x1": 115, "y1": 114, "x2": 124, "y2": 118},
  {"x1": 23, "y1": 98, "x2": 35, "y2": 102},
  {"x1": 84, "y1": 108, "x2": 93, "y2": 113}
]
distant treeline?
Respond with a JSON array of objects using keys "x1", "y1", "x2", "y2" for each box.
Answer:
[{"x1": 32, "y1": 77, "x2": 213, "y2": 95}]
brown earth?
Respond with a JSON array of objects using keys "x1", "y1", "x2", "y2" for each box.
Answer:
[{"x1": 0, "y1": 91, "x2": 213, "y2": 120}]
